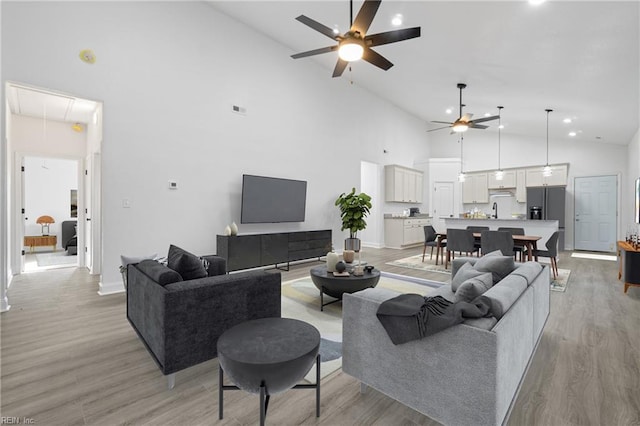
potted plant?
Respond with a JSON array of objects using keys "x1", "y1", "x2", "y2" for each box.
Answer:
[{"x1": 335, "y1": 188, "x2": 372, "y2": 252}]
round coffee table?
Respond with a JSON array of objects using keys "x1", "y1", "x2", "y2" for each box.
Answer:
[
  {"x1": 217, "y1": 318, "x2": 321, "y2": 425},
  {"x1": 310, "y1": 265, "x2": 381, "y2": 311}
]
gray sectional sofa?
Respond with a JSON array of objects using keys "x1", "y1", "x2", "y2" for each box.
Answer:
[
  {"x1": 343, "y1": 256, "x2": 550, "y2": 426},
  {"x1": 126, "y1": 246, "x2": 281, "y2": 388}
]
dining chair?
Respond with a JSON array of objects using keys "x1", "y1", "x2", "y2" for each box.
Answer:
[
  {"x1": 422, "y1": 225, "x2": 445, "y2": 264},
  {"x1": 533, "y1": 231, "x2": 560, "y2": 279},
  {"x1": 480, "y1": 230, "x2": 515, "y2": 257},
  {"x1": 497, "y1": 227, "x2": 525, "y2": 261},
  {"x1": 466, "y1": 226, "x2": 489, "y2": 253},
  {"x1": 445, "y1": 229, "x2": 479, "y2": 269}
]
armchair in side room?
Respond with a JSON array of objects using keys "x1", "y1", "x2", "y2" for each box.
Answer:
[{"x1": 61, "y1": 220, "x2": 78, "y2": 255}]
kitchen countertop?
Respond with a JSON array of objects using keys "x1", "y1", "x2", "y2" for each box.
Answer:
[
  {"x1": 384, "y1": 214, "x2": 432, "y2": 219},
  {"x1": 445, "y1": 217, "x2": 555, "y2": 222}
]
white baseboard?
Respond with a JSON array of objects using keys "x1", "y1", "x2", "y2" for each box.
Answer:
[
  {"x1": 362, "y1": 242, "x2": 385, "y2": 249},
  {"x1": 98, "y1": 280, "x2": 125, "y2": 296}
]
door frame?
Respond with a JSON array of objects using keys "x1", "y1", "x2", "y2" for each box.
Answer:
[{"x1": 15, "y1": 152, "x2": 85, "y2": 271}]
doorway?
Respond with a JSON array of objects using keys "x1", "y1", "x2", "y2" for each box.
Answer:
[
  {"x1": 574, "y1": 175, "x2": 618, "y2": 252},
  {"x1": 5, "y1": 82, "x2": 103, "y2": 284},
  {"x1": 22, "y1": 156, "x2": 79, "y2": 271}
]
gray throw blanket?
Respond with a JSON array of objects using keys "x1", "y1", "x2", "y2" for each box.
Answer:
[{"x1": 376, "y1": 294, "x2": 492, "y2": 345}]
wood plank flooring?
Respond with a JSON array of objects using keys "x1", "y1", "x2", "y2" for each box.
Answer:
[{"x1": 1, "y1": 247, "x2": 639, "y2": 425}]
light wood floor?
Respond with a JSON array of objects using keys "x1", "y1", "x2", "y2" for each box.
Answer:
[{"x1": 2, "y1": 247, "x2": 639, "y2": 425}]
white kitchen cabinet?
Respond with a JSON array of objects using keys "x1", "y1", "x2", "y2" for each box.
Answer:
[
  {"x1": 488, "y1": 170, "x2": 516, "y2": 189},
  {"x1": 462, "y1": 173, "x2": 489, "y2": 204},
  {"x1": 384, "y1": 217, "x2": 431, "y2": 248},
  {"x1": 516, "y1": 169, "x2": 527, "y2": 203},
  {"x1": 525, "y1": 164, "x2": 568, "y2": 187},
  {"x1": 385, "y1": 165, "x2": 424, "y2": 203}
]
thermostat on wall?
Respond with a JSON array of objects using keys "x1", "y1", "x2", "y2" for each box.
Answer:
[{"x1": 168, "y1": 180, "x2": 178, "y2": 189}]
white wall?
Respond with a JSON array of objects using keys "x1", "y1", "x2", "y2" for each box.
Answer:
[
  {"x1": 627, "y1": 129, "x2": 640, "y2": 230},
  {"x1": 23, "y1": 156, "x2": 78, "y2": 249},
  {"x1": 429, "y1": 130, "x2": 628, "y2": 249},
  {"x1": 11, "y1": 115, "x2": 87, "y2": 157},
  {"x1": 1, "y1": 96, "x2": 11, "y2": 311},
  {"x1": 1, "y1": 2, "x2": 428, "y2": 293}
]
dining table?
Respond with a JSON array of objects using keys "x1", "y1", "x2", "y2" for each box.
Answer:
[{"x1": 434, "y1": 232, "x2": 542, "y2": 267}]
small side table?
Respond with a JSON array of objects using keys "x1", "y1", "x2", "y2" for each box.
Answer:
[
  {"x1": 617, "y1": 241, "x2": 640, "y2": 293},
  {"x1": 217, "y1": 318, "x2": 321, "y2": 425},
  {"x1": 24, "y1": 235, "x2": 57, "y2": 253}
]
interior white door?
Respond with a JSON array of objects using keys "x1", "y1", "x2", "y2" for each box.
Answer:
[
  {"x1": 433, "y1": 181, "x2": 454, "y2": 232},
  {"x1": 574, "y1": 175, "x2": 617, "y2": 252},
  {"x1": 84, "y1": 154, "x2": 93, "y2": 271},
  {"x1": 18, "y1": 155, "x2": 25, "y2": 272}
]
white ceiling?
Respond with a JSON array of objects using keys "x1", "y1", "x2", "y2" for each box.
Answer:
[
  {"x1": 7, "y1": 84, "x2": 98, "y2": 125},
  {"x1": 211, "y1": 0, "x2": 639, "y2": 145}
]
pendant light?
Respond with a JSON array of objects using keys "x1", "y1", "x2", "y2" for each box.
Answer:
[
  {"x1": 543, "y1": 109, "x2": 553, "y2": 177},
  {"x1": 495, "y1": 106, "x2": 504, "y2": 180},
  {"x1": 458, "y1": 135, "x2": 466, "y2": 182}
]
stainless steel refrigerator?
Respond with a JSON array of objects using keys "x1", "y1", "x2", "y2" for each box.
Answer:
[{"x1": 526, "y1": 186, "x2": 565, "y2": 251}]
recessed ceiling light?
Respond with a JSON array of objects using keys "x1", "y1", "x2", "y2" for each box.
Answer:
[
  {"x1": 498, "y1": 124, "x2": 505, "y2": 129},
  {"x1": 332, "y1": 26, "x2": 340, "y2": 35},
  {"x1": 391, "y1": 14, "x2": 403, "y2": 26},
  {"x1": 569, "y1": 132, "x2": 577, "y2": 137},
  {"x1": 79, "y1": 49, "x2": 96, "y2": 64},
  {"x1": 445, "y1": 108, "x2": 453, "y2": 114},
  {"x1": 484, "y1": 113, "x2": 491, "y2": 117},
  {"x1": 563, "y1": 118, "x2": 572, "y2": 124},
  {"x1": 529, "y1": 0, "x2": 546, "y2": 5}
]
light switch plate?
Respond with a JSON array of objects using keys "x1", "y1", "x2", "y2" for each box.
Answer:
[{"x1": 168, "y1": 180, "x2": 178, "y2": 189}]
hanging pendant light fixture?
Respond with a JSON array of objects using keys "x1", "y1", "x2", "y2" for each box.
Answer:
[
  {"x1": 458, "y1": 135, "x2": 466, "y2": 182},
  {"x1": 543, "y1": 109, "x2": 553, "y2": 177},
  {"x1": 495, "y1": 106, "x2": 504, "y2": 181}
]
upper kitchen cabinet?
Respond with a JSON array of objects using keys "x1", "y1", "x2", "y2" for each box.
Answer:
[
  {"x1": 487, "y1": 170, "x2": 516, "y2": 189},
  {"x1": 525, "y1": 164, "x2": 568, "y2": 187},
  {"x1": 516, "y1": 169, "x2": 527, "y2": 202},
  {"x1": 385, "y1": 165, "x2": 424, "y2": 203},
  {"x1": 462, "y1": 173, "x2": 489, "y2": 204}
]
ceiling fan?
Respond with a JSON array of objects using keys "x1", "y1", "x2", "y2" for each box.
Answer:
[
  {"x1": 428, "y1": 83, "x2": 500, "y2": 133},
  {"x1": 290, "y1": 0, "x2": 421, "y2": 78}
]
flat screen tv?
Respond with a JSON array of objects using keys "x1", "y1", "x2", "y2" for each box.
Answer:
[{"x1": 241, "y1": 175, "x2": 307, "y2": 223}]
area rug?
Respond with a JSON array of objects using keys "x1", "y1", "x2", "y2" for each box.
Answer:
[
  {"x1": 571, "y1": 252, "x2": 617, "y2": 261},
  {"x1": 281, "y1": 275, "x2": 442, "y2": 382},
  {"x1": 385, "y1": 254, "x2": 451, "y2": 275},
  {"x1": 35, "y1": 251, "x2": 78, "y2": 267},
  {"x1": 551, "y1": 268, "x2": 571, "y2": 292}
]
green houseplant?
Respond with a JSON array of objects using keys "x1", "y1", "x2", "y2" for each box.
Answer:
[{"x1": 335, "y1": 188, "x2": 372, "y2": 251}]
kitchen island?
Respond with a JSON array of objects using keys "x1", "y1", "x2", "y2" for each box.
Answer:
[{"x1": 443, "y1": 218, "x2": 559, "y2": 248}]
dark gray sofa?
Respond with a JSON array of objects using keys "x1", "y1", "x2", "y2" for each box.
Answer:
[{"x1": 126, "y1": 254, "x2": 281, "y2": 388}]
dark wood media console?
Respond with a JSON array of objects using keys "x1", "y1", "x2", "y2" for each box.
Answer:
[{"x1": 217, "y1": 230, "x2": 332, "y2": 272}]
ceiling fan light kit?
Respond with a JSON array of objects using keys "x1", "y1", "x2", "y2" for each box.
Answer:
[
  {"x1": 338, "y1": 37, "x2": 364, "y2": 61},
  {"x1": 428, "y1": 83, "x2": 500, "y2": 133}
]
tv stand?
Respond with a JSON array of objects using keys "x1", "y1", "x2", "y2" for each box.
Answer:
[{"x1": 217, "y1": 230, "x2": 332, "y2": 272}]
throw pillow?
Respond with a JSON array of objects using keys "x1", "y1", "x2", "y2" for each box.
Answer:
[
  {"x1": 120, "y1": 253, "x2": 157, "y2": 267},
  {"x1": 451, "y1": 262, "x2": 486, "y2": 292},
  {"x1": 473, "y1": 253, "x2": 515, "y2": 284},
  {"x1": 136, "y1": 259, "x2": 182, "y2": 286},
  {"x1": 167, "y1": 245, "x2": 208, "y2": 280},
  {"x1": 453, "y1": 272, "x2": 493, "y2": 303}
]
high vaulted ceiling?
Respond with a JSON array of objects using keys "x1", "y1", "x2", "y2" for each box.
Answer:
[{"x1": 211, "y1": 1, "x2": 639, "y2": 145}]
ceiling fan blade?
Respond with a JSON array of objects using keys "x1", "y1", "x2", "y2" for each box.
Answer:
[
  {"x1": 431, "y1": 121, "x2": 454, "y2": 125},
  {"x1": 469, "y1": 115, "x2": 500, "y2": 124},
  {"x1": 291, "y1": 45, "x2": 338, "y2": 59},
  {"x1": 351, "y1": 0, "x2": 381, "y2": 35},
  {"x1": 295, "y1": 15, "x2": 339, "y2": 40},
  {"x1": 366, "y1": 27, "x2": 421, "y2": 47},
  {"x1": 469, "y1": 124, "x2": 489, "y2": 129},
  {"x1": 427, "y1": 126, "x2": 452, "y2": 133},
  {"x1": 332, "y1": 58, "x2": 349, "y2": 78},
  {"x1": 362, "y1": 48, "x2": 393, "y2": 70}
]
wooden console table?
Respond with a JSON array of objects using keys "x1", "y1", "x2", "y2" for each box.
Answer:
[
  {"x1": 24, "y1": 235, "x2": 57, "y2": 253},
  {"x1": 617, "y1": 241, "x2": 640, "y2": 293}
]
